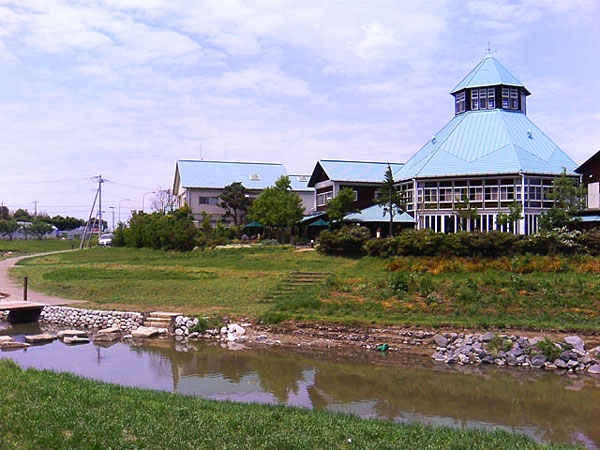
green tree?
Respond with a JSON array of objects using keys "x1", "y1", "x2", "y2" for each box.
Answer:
[
  {"x1": 0, "y1": 205, "x2": 9, "y2": 220},
  {"x1": 326, "y1": 187, "x2": 358, "y2": 225},
  {"x1": 48, "y1": 215, "x2": 85, "y2": 231},
  {"x1": 219, "y1": 182, "x2": 250, "y2": 226},
  {"x1": 374, "y1": 164, "x2": 406, "y2": 237},
  {"x1": 248, "y1": 176, "x2": 304, "y2": 243},
  {"x1": 28, "y1": 219, "x2": 54, "y2": 240},
  {"x1": 455, "y1": 196, "x2": 480, "y2": 231},
  {"x1": 539, "y1": 170, "x2": 585, "y2": 231},
  {"x1": 13, "y1": 209, "x2": 31, "y2": 222},
  {"x1": 0, "y1": 219, "x2": 20, "y2": 240},
  {"x1": 495, "y1": 201, "x2": 523, "y2": 233}
]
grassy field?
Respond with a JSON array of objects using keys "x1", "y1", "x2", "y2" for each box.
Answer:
[
  {"x1": 11, "y1": 246, "x2": 600, "y2": 331},
  {"x1": 0, "y1": 360, "x2": 572, "y2": 449},
  {"x1": 0, "y1": 239, "x2": 76, "y2": 259}
]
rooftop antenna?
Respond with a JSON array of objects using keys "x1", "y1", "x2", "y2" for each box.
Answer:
[
  {"x1": 485, "y1": 41, "x2": 496, "y2": 57},
  {"x1": 199, "y1": 143, "x2": 203, "y2": 161}
]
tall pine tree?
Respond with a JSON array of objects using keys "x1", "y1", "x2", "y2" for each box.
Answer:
[{"x1": 374, "y1": 164, "x2": 406, "y2": 237}]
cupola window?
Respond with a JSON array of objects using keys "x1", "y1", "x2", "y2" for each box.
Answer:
[
  {"x1": 471, "y1": 88, "x2": 495, "y2": 110},
  {"x1": 502, "y1": 87, "x2": 519, "y2": 110},
  {"x1": 455, "y1": 91, "x2": 466, "y2": 114}
]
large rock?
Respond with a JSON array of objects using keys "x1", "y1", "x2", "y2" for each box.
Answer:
[
  {"x1": 94, "y1": 332, "x2": 120, "y2": 343},
  {"x1": 97, "y1": 327, "x2": 120, "y2": 335},
  {"x1": 564, "y1": 336, "x2": 585, "y2": 352},
  {"x1": 506, "y1": 345, "x2": 523, "y2": 358},
  {"x1": 0, "y1": 336, "x2": 13, "y2": 344},
  {"x1": 588, "y1": 364, "x2": 600, "y2": 374},
  {"x1": 57, "y1": 330, "x2": 88, "y2": 339},
  {"x1": 530, "y1": 355, "x2": 546, "y2": 368},
  {"x1": 25, "y1": 333, "x2": 56, "y2": 344},
  {"x1": 554, "y1": 359, "x2": 568, "y2": 369},
  {"x1": 1, "y1": 341, "x2": 30, "y2": 350},
  {"x1": 63, "y1": 336, "x2": 90, "y2": 345},
  {"x1": 131, "y1": 327, "x2": 160, "y2": 338},
  {"x1": 433, "y1": 334, "x2": 448, "y2": 347},
  {"x1": 481, "y1": 332, "x2": 495, "y2": 342}
]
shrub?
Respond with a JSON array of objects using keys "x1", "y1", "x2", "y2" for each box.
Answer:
[
  {"x1": 488, "y1": 336, "x2": 513, "y2": 354},
  {"x1": 535, "y1": 338, "x2": 564, "y2": 362},
  {"x1": 317, "y1": 225, "x2": 371, "y2": 256},
  {"x1": 388, "y1": 272, "x2": 410, "y2": 295}
]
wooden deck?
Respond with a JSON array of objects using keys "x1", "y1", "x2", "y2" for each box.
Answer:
[{"x1": 0, "y1": 301, "x2": 46, "y2": 311}]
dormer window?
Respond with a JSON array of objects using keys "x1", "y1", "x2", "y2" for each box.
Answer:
[{"x1": 455, "y1": 91, "x2": 466, "y2": 114}]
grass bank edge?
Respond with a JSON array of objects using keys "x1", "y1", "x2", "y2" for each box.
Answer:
[{"x1": 0, "y1": 360, "x2": 574, "y2": 449}]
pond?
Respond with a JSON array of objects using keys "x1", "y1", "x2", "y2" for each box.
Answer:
[{"x1": 2, "y1": 322, "x2": 600, "y2": 448}]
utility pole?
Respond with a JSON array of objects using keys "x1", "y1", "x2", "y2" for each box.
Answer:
[
  {"x1": 109, "y1": 206, "x2": 115, "y2": 231},
  {"x1": 32, "y1": 200, "x2": 38, "y2": 217},
  {"x1": 93, "y1": 175, "x2": 107, "y2": 239}
]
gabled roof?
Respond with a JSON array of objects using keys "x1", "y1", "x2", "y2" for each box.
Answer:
[
  {"x1": 344, "y1": 204, "x2": 415, "y2": 224},
  {"x1": 175, "y1": 160, "x2": 308, "y2": 191},
  {"x1": 451, "y1": 56, "x2": 529, "y2": 94},
  {"x1": 395, "y1": 109, "x2": 577, "y2": 180},
  {"x1": 575, "y1": 149, "x2": 600, "y2": 174},
  {"x1": 308, "y1": 160, "x2": 405, "y2": 187}
]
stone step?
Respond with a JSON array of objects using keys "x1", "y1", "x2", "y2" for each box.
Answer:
[
  {"x1": 145, "y1": 316, "x2": 172, "y2": 323},
  {"x1": 144, "y1": 321, "x2": 172, "y2": 328},
  {"x1": 148, "y1": 311, "x2": 179, "y2": 319}
]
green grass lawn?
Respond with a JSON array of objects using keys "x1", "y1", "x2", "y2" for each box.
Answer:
[
  {"x1": 10, "y1": 246, "x2": 600, "y2": 331},
  {"x1": 0, "y1": 239, "x2": 76, "y2": 260},
  {"x1": 0, "y1": 360, "x2": 572, "y2": 449}
]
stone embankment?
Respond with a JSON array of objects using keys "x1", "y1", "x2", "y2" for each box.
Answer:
[
  {"x1": 40, "y1": 306, "x2": 144, "y2": 331},
  {"x1": 431, "y1": 332, "x2": 600, "y2": 374}
]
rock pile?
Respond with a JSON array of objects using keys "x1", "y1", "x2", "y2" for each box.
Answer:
[
  {"x1": 431, "y1": 332, "x2": 600, "y2": 374},
  {"x1": 173, "y1": 315, "x2": 199, "y2": 337},
  {"x1": 40, "y1": 306, "x2": 144, "y2": 331}
]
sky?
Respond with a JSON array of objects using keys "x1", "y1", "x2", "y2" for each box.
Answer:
[{"x1": 0, "y1": 0, "x2": 599, "y2": 222}]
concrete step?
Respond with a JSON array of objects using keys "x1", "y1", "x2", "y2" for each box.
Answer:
[
  {"x1": 144, "y1": 321, "x2": 172, "y2": 328},
  {"x1": 148, "y1": 311, "x2": 179, "y2": 319}
]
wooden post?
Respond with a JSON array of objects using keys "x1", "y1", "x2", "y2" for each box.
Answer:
[{"x1": 23, "y1": 276, "x2": 28, "y2": 301}]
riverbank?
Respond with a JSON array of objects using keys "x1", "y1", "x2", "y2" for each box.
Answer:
[
  {"x1": 11, "y1": 246, "x2": 600, "y2": 332},
  {"x1": 0, "y1": 359, "x2": 574, "y2": 449}
]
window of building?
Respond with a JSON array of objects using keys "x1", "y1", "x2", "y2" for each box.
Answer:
[
  {"x1": 471, "y1": 89, "x2": 479, "y2": 110},
  {"x1": 469, "y1": 187, "x2": 483, "y2": 201},
  {"x1": 199, "y1": 196, "x2": 219, "y2": 206},
  {"x1": 484, "y1": 186, "x2": 499, "y2": 201},
  {"x1": 316, "y1": 191, "x2": 333, "y2": 206},
  {"x1": 500, "y1": 186, "x2": 514, "y2": 201},
  {"x1": 487, "y1": 88, "x2": 495, "y2": 108},
  {"x1": 455, "y1": 91, "x2": 466, "y2": 114},
  {"x1": 353, "y1": 190, "x2": 358, "y2": 201},
  {"x1": 440, "y1": 188, "x2": 453, "y2": 202},
  {"x1": 424, "y1": 188, "x2": 438, "y2": 203},
  {"x1": 502, "y1": 87, "x2": 519, "y2": 110}
]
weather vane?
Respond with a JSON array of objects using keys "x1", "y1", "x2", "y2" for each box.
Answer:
[{"x1": 485, "y1": 41, "x2": 497, "y2": 57}]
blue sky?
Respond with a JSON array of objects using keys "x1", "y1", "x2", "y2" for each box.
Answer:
[{"x1": 0, "y1": 0, "x2": 599, "y2": 220}]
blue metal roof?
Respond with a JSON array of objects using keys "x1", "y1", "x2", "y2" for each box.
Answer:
[
  {"x1": 451, "y1": 56, "x2": 528, "y2": 94},
  {"x1": 576, "y1": 215, "x2": 600, "y2": 222},
  {"x1": 177, "y1": 160, "x2": 290, "y2": 190},
  {"x1": 395, "y1": 109, "x2": 577, "y2": 180},
  {"x1": 312, "y1": 160, "x2": 405, "y2": 184},
  {"x1": 344, "y1": 204, "x2": 415, "y2": 224},
  {"x1": 288, "y1": 174, "x2": 312, "y2": 191}
]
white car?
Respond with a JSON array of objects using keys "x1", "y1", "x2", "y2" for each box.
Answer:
[{"x1": 98, "y1": 233, "x2": 113, "y2": 247}]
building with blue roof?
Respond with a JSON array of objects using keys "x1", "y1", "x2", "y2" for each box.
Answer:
[
  {"x1": 308, "y1": 160, "x2": 404, "y2": 212},
  {"x1": 394, "y1": 55, "x2": 578, "y2": 235},
  {"x1": 173, "y1": 160, "x2": 313, "y2": 225}
]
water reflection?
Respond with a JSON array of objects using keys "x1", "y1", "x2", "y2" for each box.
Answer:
[{"x1": 1, "y1": 322, "x2": 599, "y2": 448}]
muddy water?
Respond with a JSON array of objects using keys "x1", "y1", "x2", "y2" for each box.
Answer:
[{"x1": 2, "y1": 322, "x2": 600, "y2": 448}]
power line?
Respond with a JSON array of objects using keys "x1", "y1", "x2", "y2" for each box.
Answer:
[{"x1": 0, "y1": 177, "x2": 91, "y2": 185}]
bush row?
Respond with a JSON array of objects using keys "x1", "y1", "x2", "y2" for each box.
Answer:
[
  {"x1": 318, "y1": 226, "x2": 600, "y2": 257},
  {"x1": 113, "y1": 207, "x2": 198, "y2": 251}
]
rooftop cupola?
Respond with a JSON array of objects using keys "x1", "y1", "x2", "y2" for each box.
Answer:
[{"x1": 451, "y1": 55, "x2": 531, "y2": 116}]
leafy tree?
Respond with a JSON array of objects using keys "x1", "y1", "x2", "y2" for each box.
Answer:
[
  {"x1": 219, "y1": 182, "x2": 250, "y2": 226},
  {"x1": 50, "y1": 215, "x2": 85, "y2": 231},
  {"x1": 495, "y1": 201, "x2": 523, "y2": 233},
  {"x1": 0, "y1": 205, "x2": 9, "y2": 220},
  {"x1": 454, "y1": 196, "x2": 479, "y2": 231},
  {"x1": 28, "y1": 219, "x2": 54, "y2": 240},
  {"x1": 13, "y1": 209, "x2": 31, "y2": 222},
  {"x1": 539, "y1": 170, "x2": 585, "y2": 231},
  {"x1": 0, "y1": 219, "x2": 20, "y2": 240},
  {"x1": 374, "y1": 164, "x2": 406, "y2": 237},
  {"x1": 326, "y1": 187, "x2": 358, "y2": 225},
  {"x1": 248, "y1": 176, "x2": 304, "y2": 243}
]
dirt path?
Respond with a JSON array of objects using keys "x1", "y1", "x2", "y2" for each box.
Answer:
[{"x1": 0, "y1": 250, "x2": 85, "y2": 306}]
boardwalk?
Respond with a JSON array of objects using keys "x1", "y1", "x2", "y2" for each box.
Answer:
[{"x1": 0, "y1": 251, "x2": 85, "y2": 306}]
